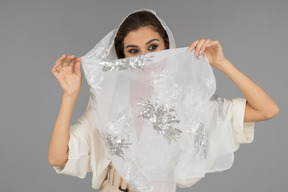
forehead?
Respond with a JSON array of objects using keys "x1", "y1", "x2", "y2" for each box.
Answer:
[{"x1": 123, "y1": 26, "x2": 163, "y2": 46}]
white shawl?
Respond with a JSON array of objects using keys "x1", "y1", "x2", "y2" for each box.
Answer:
[{"x1": 80, "y1": 9, "x2": 235, "y2": 192}]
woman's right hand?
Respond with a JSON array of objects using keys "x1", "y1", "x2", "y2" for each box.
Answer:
[{"x1": 51, "y1": 54, "x2": 82, "y2": 98}]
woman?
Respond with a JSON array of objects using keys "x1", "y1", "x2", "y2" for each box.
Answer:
[{"x1": 49, "y1": 9, "x2": 278, "y2": 192}]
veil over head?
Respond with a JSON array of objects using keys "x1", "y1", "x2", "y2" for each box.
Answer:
[{"x1": 81, "y1": 9, "x2": 235, "y2": 192}]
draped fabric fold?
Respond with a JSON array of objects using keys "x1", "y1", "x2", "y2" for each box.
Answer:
[{"x1": 80, "y1": 9, "x2": 235, "y2": 192}]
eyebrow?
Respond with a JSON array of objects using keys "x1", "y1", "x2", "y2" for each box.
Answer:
[{"x1": 125, "y1": 39, "x2": 160, "y2": 49}]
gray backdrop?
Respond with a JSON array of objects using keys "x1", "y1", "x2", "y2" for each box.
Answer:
[{"x1": 1, "y1": 0, "x2": 287, "y2": 191}]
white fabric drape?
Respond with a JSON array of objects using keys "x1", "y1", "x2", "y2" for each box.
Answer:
[
  {"x1": 53, "y1": 9, "x2": 255, "y2": 191},
  {"x1": 53, "y1": 96, "x2": 255, "y2": 189}
]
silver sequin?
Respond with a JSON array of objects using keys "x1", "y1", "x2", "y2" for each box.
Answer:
[
  {"x1": 103, "y1": 108, "x2": 133, "y2": 160},
  {"x1": 204, "y1": 78, "x2": 215, "y2": 90},
  {"x1": 104, "y1": 133, "x2": 132, "y2": 160},
  {"x1": 100, "y1": 54, "x2": 154, "y2": 72},
  {"x1": 137, "y1": 98, "x2": 182, "y2": 144},
  {"x1": 87, "y1": 66, "x2": 104, "y2": 97},
  {"x1": 187, "y1": 121, "x2": 208, "y2": 158},
  {"x1": 150, "y1": 69, "x2": 179, "y2": 108}
]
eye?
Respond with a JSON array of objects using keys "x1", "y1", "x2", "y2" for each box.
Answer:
[
  {"x1": 148, "y1": 44, "x2": 159, "y2": 51},
  {"x1": 128, "y1": 49, "x2": 139, "y2": 54}
]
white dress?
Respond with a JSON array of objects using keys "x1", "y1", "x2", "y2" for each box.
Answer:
[{"x1": 53, "y1": 95, "x2": 255, "y2": 189}]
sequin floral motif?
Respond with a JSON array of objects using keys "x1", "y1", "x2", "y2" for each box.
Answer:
[
  {"x1": 103, "y1": 108, "x2": 133, "y2": 160},
  {"x1": 105, "y1": 133, "x2": 132, "y2": 160},
  {"x1": 187, "y1": 120, "x2": 208, "y2": 159},
  {"x1": 100, "y1": 54, "x2": 154, "y2": 72},
  {"x1": 138, "y1": 98, "x2": 182, "y2": 144}
]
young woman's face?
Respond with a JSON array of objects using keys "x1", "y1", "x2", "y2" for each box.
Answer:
[{"x1": 123, "y1": 26, "x2": 165, "y2": 58}]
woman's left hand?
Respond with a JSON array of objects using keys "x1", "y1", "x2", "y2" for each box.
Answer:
[{"x1": 188, "y1": 39, "x2": 228, "y2": 70}]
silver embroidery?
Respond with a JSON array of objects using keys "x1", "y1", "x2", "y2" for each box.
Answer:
[
  {"x1": 100, "y1": 54, "x2": 154, "y2": 72},
  {"x1": 105, "y1": 133, "x2": 132, "y2": 160},
  {"x1": 87, "y1": 66, "x2": 104, "y2": 97},
  {"x1": 150, "y1": 69, "x2": 179, "y2": 108},
  {"x1": 187, "y1": 121, "x2": 208, "y2": 158},
  {"x1": 204, "y1": 78, "x2": 215, "y2": 90},
  {"x1": 84, "y1": 30, "x2": 116, "y2": 60},
  {"x1": 85, "y1": 45, "x2": 110, "y2": 61},
  {"x1": 137, "y1": 98, "x2": 182, "y2": 144},
  {"x1": 103, "y1": 107, "x2": 133, "y2": 160}
]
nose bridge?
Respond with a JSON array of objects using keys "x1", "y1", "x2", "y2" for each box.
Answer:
[
  {"x1": 143, "y1": 48, "x2": 149, "y2": 54},
  {"x1": 136, "y1": 45, "x2": 147, "y2": 55}
]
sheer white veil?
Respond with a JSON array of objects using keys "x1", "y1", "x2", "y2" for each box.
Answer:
[{"x1": 80, "y1": 9, "x2": 235, "y2": 192}]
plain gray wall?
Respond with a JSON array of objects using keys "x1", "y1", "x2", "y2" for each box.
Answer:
[{"x1": 1, "y1": 0, "x2": 286, "y2": 191}]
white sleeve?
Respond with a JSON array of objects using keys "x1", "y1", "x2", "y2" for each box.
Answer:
[
  {"x1": 176, "y1": 177, "x2": 202, "y2": 188},
  {"x1": 53, "y1": 96, "x2": 94, "y2": 179},
  {"x1": 222, "y1": 97, "x2": 255, "y2": 152},
  {"x1": 176, "y1": 96, "x2": 255, "y2": 189}
]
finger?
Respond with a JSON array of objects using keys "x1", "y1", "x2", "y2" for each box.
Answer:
[
  {"x1": 74, "y1": 60, "x2": 82, "y2": 77},
  {"x1": 188, "y1": 40, "x2": 199, "y2": 51},
  {"x1": 63, "y1": 55, "x2": 73, "y2": 67},
  {"x1": 55, "y1": 54, "x2": 66, "y2": 67},
  {"x1": 69, "y1": 56, "x2": 77, "y2": 69},
  {"x1": 51, "y1": 63, "x2": 62, "y2": 81},
  {"x1": 205, "y1": 40, "x2": 219, "y2": 47},
  {"x1": 207, "y1": 40, "x2": 223, "y2": 52},
  {"x1": 199, "y1": 39, "x2": 212, "y2": 54},
  {"x1": 71, "y1": 57, "x2": 82, "y2": 71},
  {"x1": 68, "y1": 55, "x2": 75, "y2": 66},
  {"x1": 76, "y1": 57, "x2": 82, "y2": 65},
  {"x1": 62, "y1": 55, "x2": 68, "y2": 67},
  {"x1": 51, "y1": 62, "x2": 61, "y2": 75},
  {"x1": 195, "y1": 39, "x2": 206, "y2": 56}
]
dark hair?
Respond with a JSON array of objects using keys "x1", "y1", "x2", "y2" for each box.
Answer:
[{"x1": 114, "y1": 11, "x2": 170, "y2": 59}]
